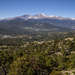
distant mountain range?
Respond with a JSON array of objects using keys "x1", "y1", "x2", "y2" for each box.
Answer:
[{"x1": 0, "y1": 13, "x2": 75, "y2": 34}]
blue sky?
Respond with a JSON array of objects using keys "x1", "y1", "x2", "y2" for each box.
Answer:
[{"x1": 0, "y1": 0, "x2": 75, "y2": 18}]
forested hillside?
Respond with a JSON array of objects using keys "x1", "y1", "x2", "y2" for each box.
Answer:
[{"x1": 0, "y1": 35, "x2": 75, "y2": 75}]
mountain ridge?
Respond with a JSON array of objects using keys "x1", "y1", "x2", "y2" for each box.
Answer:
[
  {"x1": 0, "y1": 13, "x2": 75, "y2": 35},
  {"x1": 0, "y1": 13, "x2": 75, "y2": 21}
]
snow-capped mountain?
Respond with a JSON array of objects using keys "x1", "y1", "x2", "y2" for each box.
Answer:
[
  {"x1": 0, "y1": 13, "x2": 75, "y2": 34},
  {"x1": 1, "y1": 13, "x2": 75, "y2": 21},
  {"x1": 17, "y1": 13, "x2": 75, "y2": 20}
]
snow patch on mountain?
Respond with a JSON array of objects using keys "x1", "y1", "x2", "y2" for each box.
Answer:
[{"x1": 0, "y1": 13, "x2": 75, "y2": 21}]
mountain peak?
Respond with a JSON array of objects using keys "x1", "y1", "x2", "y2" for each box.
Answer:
[{"x1": 1, "y1": 13, "x2": 75, "y2": 21}]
